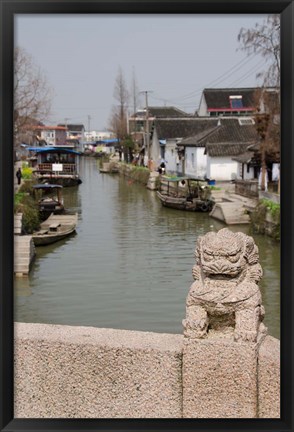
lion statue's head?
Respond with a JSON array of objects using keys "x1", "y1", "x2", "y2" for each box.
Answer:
[{"x1": 192, "y1": 228, "x2": 262, "y2": 285}]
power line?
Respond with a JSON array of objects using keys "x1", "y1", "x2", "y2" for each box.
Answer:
[
  {"x1": 227, "y1": 59, "x2": 267, "y2": 87},
  {"x1": 159, "y1": 52, "x2": 259, "y2": 103},
  {"x1": 150, "y1": 52, "x2": 265, "y2": 107}
]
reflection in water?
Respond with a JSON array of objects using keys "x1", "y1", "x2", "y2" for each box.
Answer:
[{"x1": 14, "y1": 157, "x2": 280, "y2": 338}]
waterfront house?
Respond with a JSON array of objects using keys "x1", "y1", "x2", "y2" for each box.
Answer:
[
  {"x1": 58, "y1": 123, "x2": 85, "y2": 151},
  {"x1": 234, "y1": 141, "x2": 280, "y2": 193},
  {"x1": 178, "y1": 125, "x2": 218, "y2": 178},
  {"x1": 197, "y1": 87, "x2": 279, "y2": 117},
  {"x1": 204, "y1": 118, "x2": 259, "y2": 181},
  {"x1": 151, "y1": 118, "x2": 220, "y2": 174},
  {"x1": 27, "y1": 146, "x2": 82, "y2": 186},
  {"x1": 32, "y1": 125, "x2": 68, "y2": 146},
  {"x1": 198, "y1": 87, "x2": 257, "y2": 117},
  {"x1": 128, "y1": 106, "x2": 192, "y2": 165},
  {"x1": 178, "y1": 118, "x2": 260, "y2": 181}
]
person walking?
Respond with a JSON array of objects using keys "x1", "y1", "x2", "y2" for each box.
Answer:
[{"x1": 16, "y1": 167, "x2": 22, "y2": 185}]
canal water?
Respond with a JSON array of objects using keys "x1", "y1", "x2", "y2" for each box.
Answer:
[{"x1": 14, "y1": 157, "x2": 280, "y2": 339}]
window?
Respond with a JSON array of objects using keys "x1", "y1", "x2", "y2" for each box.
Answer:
[
  {"x1": 230, "y1": 95, "x2": 243, "y2": 109},
  {"x1": 191, "y1": 153, "x2": 195, "y2": 168},
  {"x1": 238, "y1": 118, "x2": 255, "y2": 126},
  {"x1": 136, "y1": 121, "x2": 144, "y2": 132}
]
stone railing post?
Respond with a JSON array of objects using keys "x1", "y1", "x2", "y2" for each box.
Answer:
[{"x1": 182, "y1": 228, "x2": 268, "y2": 418}]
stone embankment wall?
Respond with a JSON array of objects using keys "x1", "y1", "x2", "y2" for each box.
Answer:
[
  {"x1": 118, "y1": 163, "x2": 151, "y2": 186},
  {"x1": 14, "y1": 323, "x2": 279, "y2": 419}
]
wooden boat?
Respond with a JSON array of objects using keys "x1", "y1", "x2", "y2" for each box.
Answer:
[
  {"x1": 32, "y1": 213, "x2": 78, "y2": 246},
  {"x1": 33, "y1": 183, "x2": 64, "y2": 218},
  {"x1": 157, "y1": 176, "x2": 214, "y2": 212}
]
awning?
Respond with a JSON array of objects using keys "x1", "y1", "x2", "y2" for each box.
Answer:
[
  {"x1": 33, "y1": 184, "x2": 63, "y2": 189},
  {"x1": 27, "y1": 147, "x2": 81, "y2": 155}
]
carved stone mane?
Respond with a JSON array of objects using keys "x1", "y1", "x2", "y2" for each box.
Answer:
[{"x1": 183, "y1": 228, "x2": 267, "y2": 342}]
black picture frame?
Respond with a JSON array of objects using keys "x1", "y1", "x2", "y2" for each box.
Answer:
[{"x1": 0, "y1": 1, "x2": 293, "y2": 431}]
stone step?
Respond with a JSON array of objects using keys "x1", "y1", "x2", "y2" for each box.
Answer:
[
  {"x1": 210, "y1": 202, "x2": 250, "y2": 225},
  {"x1": 14, "y1": 235, "x2": 35, "y2": 276}
]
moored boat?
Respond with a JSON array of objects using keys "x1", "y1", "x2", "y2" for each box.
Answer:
[
  {"x1": 32, "y1": 213, "x2": 78, "y2": 246},
  {"x1": 33, "y1": 183, "x2": 64, "y2": 218},
  {"x1": 27, "y1": 146, "x2": 82, "y2": 186},
  {"x1": 157, "y1": 176, "x2": 214, "y2": 212}
]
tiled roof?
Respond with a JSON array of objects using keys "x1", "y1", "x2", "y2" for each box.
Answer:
[
  {"x1": 134, "y1": 106, "x2": 191, "y2": 118},
  {"x1": 247, "y1": 142, "x2": 261, "y2": 152},
  {"x1": 232, "y1": 151, "x2": 255, "y2": 163},
  {"x1": 205, "y1": 142, "x2": 253, "y2": 157},
  {"x1": 58, "y1": 124, "x2": 85, "y2": 131},
  {"x1": 168, "y1": 118, "x2": 259, "y2": 157},
  {"x1": 155, "y1": 118, "x2": 219, "y2": 140},
  {"x1": 203, "y1": 88, "x2": 257, "y2": 109},
  {"x1": 162, "y1": 118, "x2": 259, "y2": 151},
  {"x1": 204, "y1": 119, "x2": 259, "y2": 144},
  {"x1": 34, "y1": 125, "x2": 67, "y2": 131},
  {"x1": 180, "y1": 126, "x2": 220, "y2": 146}
]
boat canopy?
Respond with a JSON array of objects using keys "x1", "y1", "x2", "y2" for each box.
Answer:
[
  {"x1": 96, "y1": 138, "x2": 119, "y2": 144},
  {"x1": 33, "y1": 184, "x2": 63, "y2": 189},
  {"x1": 27, "y1": 147, "x2": 81, "y2": 155}
]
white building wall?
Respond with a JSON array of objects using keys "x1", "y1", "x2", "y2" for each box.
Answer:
[
  {"x1": 85, "y1": 131, "x2": 114, "y2": 141},
  {"x1": 197, "y1": 94, "x2": 208, "y2": 117},
  {"x1": 164, "y1": 141, "x2": 181, "y2": 174},
  {"x1": 150, "y1": 144, "x2": 161, "y2": 165},
  {"x1": 235, "y1": 162, "x2": 255, "y2": 180},
  {"x1": 243, "y1": 165, "x2": 255, "y2": 180},
  {"x1": 196, "y1": 147, "x2": 207, "y2": 178},
  {"x1": 185, "y1": 147, "x2": 207, "y2": 178},
  {"x1": 207, "y1": 156, "x2": 239, "y2": 181},
  {"x1": 41, "y1": 130, "x2": 56, "y2": 145}
]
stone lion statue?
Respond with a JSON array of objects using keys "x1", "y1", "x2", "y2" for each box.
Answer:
[{"x1": 183, "y1": 228, "x2": 267, "y2": 342}]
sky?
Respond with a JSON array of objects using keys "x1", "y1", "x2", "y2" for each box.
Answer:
[{"x1": 15, "y1": 14, "x2": 268, "y2": 131}]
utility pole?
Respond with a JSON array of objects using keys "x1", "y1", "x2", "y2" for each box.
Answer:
[
  {"x1": 64, "y1": 118, "x2": 70, "y2": 140},
  {"x1": 87, "y1": 115, "x2": 91, "y2": 133},
  {"x1": 139, "y1": 90, "x2": 152, "y2": 165}
]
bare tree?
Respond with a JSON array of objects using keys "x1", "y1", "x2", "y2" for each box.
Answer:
[
  {"x1": 238, "y1": 14, "x2": 280, "y2": 87},
  {"x1": 14, "y1": 47, "x2": 52, "y2": 148},
  {"x1": 238, "y1": 15, "x2": 280, "y2": 191},
  {"x1": 130, "y1": 66, "x2": 139, "y2": 116},
  {"x1": 108, "y1": 106, "x2": 123, "y2": 142},
  {"x1": 113, "y1": 66, "x2": 129, "y2": 136},
  {"x1": 108, "y1": 67, "x2": 129, "y2": 160}
]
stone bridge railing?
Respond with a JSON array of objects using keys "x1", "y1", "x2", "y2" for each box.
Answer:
[{"x1": 14, "y1": 228, "x2": 280, "y2": 419}]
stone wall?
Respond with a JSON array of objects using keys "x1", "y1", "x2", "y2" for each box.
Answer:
[
  {"x1": 235, "y1": 179, "x2": 259, "y2": 197},
  {"x1": 14, "y1": 322, "x2": 279, "y2": 419},
  {"x1": 14, "y1": 323, "x2": 183, "y2": 418}
]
